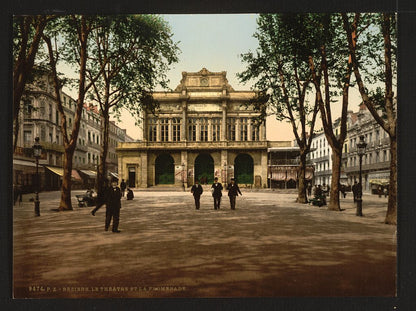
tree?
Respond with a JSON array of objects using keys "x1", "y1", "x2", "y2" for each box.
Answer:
[
  {"x1": 13, "y1": 15, "x2": 51, "y2": 152},
  {"x1": 84, "y1": 15, "x2": 179, "y2": 197},
  {"x1": 342, "y1": 13, "x2": 397, "y2": 224},
  {"x1": 42, "y1": 15, "x2": 103, "y2": 211},
  {"x1": 238, "y1": 14, "x2": 321, "y2": 204},
  {"x1": 307, "y1": 13, "x2": 358, "y2": 211}
]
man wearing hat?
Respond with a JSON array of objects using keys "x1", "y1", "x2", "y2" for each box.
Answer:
[
  {"x1": 227, "y1": 178, "x2": 242, "y2": 210},
  {"x1": 211, "y1": 177, "x2": 223, "y2": 210},
  {"x1": 191, "y1": 179, "x2": 203, "y2": 209}
]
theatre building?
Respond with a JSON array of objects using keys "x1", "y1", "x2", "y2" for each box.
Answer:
[{"x1": 116, "y1": 68, "x2": 291, "y2": 188}]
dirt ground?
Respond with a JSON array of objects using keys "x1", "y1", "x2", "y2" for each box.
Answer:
[{"x1": 13, "y1": 188, "x2": 396, "y2": 298}]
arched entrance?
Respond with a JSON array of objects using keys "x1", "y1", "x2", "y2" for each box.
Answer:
[
  {"x1": 155, "y1": 154, "x2": 174, "y2": 185},
  {"x1": 234, "y1": 153, "x2": 254, "y2": 184},
  {"x1": 194, "y1": 153, "x2": 214, "y2": 184}
]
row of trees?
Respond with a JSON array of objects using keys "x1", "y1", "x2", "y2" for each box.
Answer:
[
  {"x1": 13, "y1": 15, "x2": 179, "y2": 211},
  {"x1": 239, "y1": 13, "x2": 397, "y2": 224}
]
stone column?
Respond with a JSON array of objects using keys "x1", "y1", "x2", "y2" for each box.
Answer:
[
  {"x1": 156, "y1": 119, "x2": 161, "y2": 142},
  {"x1": 221, "y1": 101, "x2": 227, "y2": 141},
  {"x1": 248, "y1": 118, "x2": 252, "y2": 141},
  {"x1": 221, "y1": 150, "x2": 228, "y2": 184},
  {"x1": 141, "y1": 152, "x2": 147, "y2": 187},
  {"x1": 208, "y1": 118, "x2": 212, "y2": 141},
  {"x1": 196, "y1": 118, "x2": 201, "y2": 142},
  {"x1": 236, "y1": 117, "x2": 241, "y2": 141},
  {"x1": 262, "y1": 121, "x2": 267, "y2": 141},
  {"x1": 142, "y1": 112, "x2": 148, "y2": 141},
  {"x1": 181, "y1": 101, "x2": 187, "y2": 141},
  {"x1": 168, "y1": 118, "x2": 173, "y2": 142}
]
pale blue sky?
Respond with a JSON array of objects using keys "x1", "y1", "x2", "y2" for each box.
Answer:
[
  {"x1": 62, "y1": 14, "x2": 294, "y2": 141},
  {"x1": 159, "y1": 14, "x2": 259, "y2": 90}
]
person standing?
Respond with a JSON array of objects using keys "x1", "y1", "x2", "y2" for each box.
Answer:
[
  {"x1": 211, "y1": 177, "x2": 223, "y2": 210},
  {"x1": 352, "y1": 181, "x2": 358, "y2": 202},
  {"x1": 227, "y1": 178, "x2": 242, "y2": 210},
  {"x1": 307, "y1": 182, "x2": 312, "y2": 197},
  {"x1": 120, "y1": 179, "x2": 126, "y2": 197},
  {"x1": 191, "y1": 179, "x2": 203, "y2": 210},
  {"x1": 91, "y1": 178, "x2": 122, "y2": 233},
  {"x1": 106, "y1": 179, "x2": 122, "y2": 233}
]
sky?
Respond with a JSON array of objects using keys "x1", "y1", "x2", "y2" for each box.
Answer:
[
  {"x1": 113, "y1": 13, "x2": 295, "y2": 142},
  {"x1": 61, "y1": 14, "x2": 364, "y2": 142}
]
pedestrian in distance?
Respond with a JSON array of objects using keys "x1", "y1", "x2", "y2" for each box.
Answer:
[
  {"x1": 307, "y1": 182, "x2": 312, "y2": 197},
  {"x1": 191, "y1": 179, "x2": 203, "y2": 209},
  {"x1": 227, "y1": 178, "x2": 242, "y2": 210},
  {"x1": 126, "y1": 188, "x2": 134, "y2": 200},
  {"x1": 211, "y1": 177, "x2": 223, "y2": 210},
  {"x1": 352, "y1": 181, "x2": 358, "y2": 202},
  {"x1": 120, "y1": 179, "x2": 127, "y2": 197}
]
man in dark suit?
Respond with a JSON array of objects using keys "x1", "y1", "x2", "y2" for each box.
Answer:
[
  {"x1": 106, "y1": 179, "x2": 122, "y2": 233},
  {"x1": 91, "y1": 178, "x2": 122, "y2": 233},
  {"x1": 211, "y1": 177, "x2": 223, "y2": 210},
  {"x1": 191, "y1": 179, "x2": 203, "y2": 209},
  {"x1": 227, "y1": 178, "x2": 242, "y2": 210}
]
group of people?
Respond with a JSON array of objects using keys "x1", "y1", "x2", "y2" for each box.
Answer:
[
  {"x1": 119, "y1": 179, "x2": 134, "y2": 200},
  {"x1": 191, "y1": 177, "x2": 242, "y2": 210}
]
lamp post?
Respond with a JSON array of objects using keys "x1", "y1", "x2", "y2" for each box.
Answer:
[
  {"x1": 356, "y1": 135, "x2": 367, "y2": 216},
  {"x1": 181, "y1": 163, "x2": 185, "y2": 191},
  {"x1": 33, "y1": 137, "x2": 42, "y2": 216}
]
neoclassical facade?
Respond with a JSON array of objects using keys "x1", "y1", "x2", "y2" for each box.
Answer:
[{"x1": 116, "y1": 68, "x2": 290, "y2": 188}]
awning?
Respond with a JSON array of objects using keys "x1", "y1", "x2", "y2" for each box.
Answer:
[
  {"x1": 13, "y1": 159, "x2": 37, "y2": 167},
  {"x1": 369, "y1": 179, "x2": 389, "y2": 186},
  {"x1": 79, "y1": 170, "x2": 97, "y2": 178},
  {"x1": 45, "y1": 166, "x2": 82, "y2": 180},
  {"x1": 109, "y1": 172, "x2": 119, "y2": 179}
]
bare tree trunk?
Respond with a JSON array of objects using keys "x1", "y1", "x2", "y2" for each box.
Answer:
[
  {"x1": 59, "y1": 147, "x2": 74, "y2": 211},
  {"x1": 13, "y1": 16, "x2": 48, "y2": 152},
  {"x1": 385, "y1": 136, "x2": 397, "y2": 224},
  {"x1": 97, "y1": 111, "x2": 110, "y2": 197},
  {"x1": 296, "y1": 151, "x2": 308, "y2": 203},
  {"x1": 328, "y1": 148, "x2": 342, "y2": 211}
]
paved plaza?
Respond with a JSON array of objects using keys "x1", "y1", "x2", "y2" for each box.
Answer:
[{"x1": 13, "y1": 188, "x2": 396, "y2": 298}]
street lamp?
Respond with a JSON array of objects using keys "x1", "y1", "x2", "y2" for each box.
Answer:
[
  {"x1": 32, "y1": 137, "x2": 42, "y2": 216},
  {"x1": 356, "y1": 135, "x2": 367, "y2": 216},
  {"x1": 181, "y1": 163, "x2": 185, "y2": 191}
]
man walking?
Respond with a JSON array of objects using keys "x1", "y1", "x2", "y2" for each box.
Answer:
[
  {"x1": 191, "y1": 179, "x2": 203, "y2": 210},
  {"x1": 120, "y1": 179, "x2": 126, "y2": 197},
  {"x1": 227, "y1": 178, "x2": 242, "y2": 210},
  {"x1": 91, "y1": 178, "x2": 122, "y2": 233},
  {"x1": 211, "y1": 177, "x2": 223, "y2": 210}
]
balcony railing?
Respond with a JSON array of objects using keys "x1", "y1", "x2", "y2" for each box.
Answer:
[{"x1": 344, "y1": 161, "x2": 390, "y2": 173}]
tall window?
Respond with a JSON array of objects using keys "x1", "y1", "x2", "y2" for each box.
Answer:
[
  {"x1": 172, "y1": 118, "x2": 181, "y2": 141},
  {"x1": 227, "y1": 117, "x2": 236, "y2": 141},
  {"x1": 240, "y1": 118, "x2": 248, "y2": 141},
  {"x1": 161, "y1": 119, "x2": 169, "y2": 142},
  {"x1": 49, "y1": 104, "x2": 52, "y2": 121},
  {"x1": 188, "y1": 118, "x2": 196, "y2": 141},
  {"x1": 148, "y1": 118, "x2": 157, "y2": 141},
  {"x1": 200, "y1": 118, "x2": 208, "y2": 141},
  {"x1": 23, "y1": 130, "x2": 32, "y2": 143},
  {"x1": 212, "y1": 118, "x2": 220, "y2": 141},
  {"x1": 251, "y1": 121, "x2": 259, "y2": 141}
]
